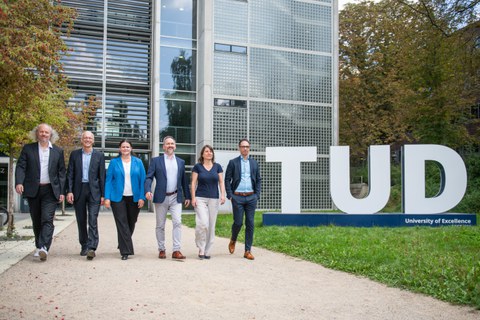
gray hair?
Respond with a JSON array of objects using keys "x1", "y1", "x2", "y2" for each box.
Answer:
[
  {"x1": 29, "y1": 123, "x2": 59, "y2": 143},
  {"x1": 163, "y1": 136, "x2": 176, "y2": 143}
]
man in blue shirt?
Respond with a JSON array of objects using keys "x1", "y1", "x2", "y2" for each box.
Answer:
[
  {"x1": 225, "y1": 138, "x2": 262, "y2": 260},
  {"x1": 67, "y1": 131, "x2": 105, "y2": 260}
]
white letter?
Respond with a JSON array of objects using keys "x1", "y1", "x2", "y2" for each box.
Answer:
[
  {"x1": 266, "y1": 147, "x2": 317, "y2": 213},
  {"x1": 330, "y1": 145, "x2": 390, "y2": 214},
  {"x1": 402, "y1": 145, "x2": 467, "y2": 214}
]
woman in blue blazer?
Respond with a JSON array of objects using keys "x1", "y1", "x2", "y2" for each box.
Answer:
[{"x1": 104, "y1": 139, "x2": 146, "y2": 260}]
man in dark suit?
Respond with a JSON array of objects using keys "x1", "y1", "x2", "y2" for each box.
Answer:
[
  {"x1": 145, "y1": 136, "x2": 191, "y2": 260},
  {"x1": 66, "y1": 131, "x2": 105, "y2": 260},
  {"x1": 225, "y1": 138, "x2": 262, "y2": 260},
  {"x1": 15, "y1": 123, "x2": 66, "y2": 261}
]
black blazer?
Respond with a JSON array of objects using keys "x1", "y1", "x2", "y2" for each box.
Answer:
[
  {"x1": 67, "y1": 148, "x2": 106, "y2": 203},
  {"x1": 225, "y1": 156, "x2": 262, "y2": 200},
  {"x1": 15, "y1": 142, "x2": 66, "y2": 200}
]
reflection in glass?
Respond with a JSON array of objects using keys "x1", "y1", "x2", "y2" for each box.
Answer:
[
  {"x1": 160, "y1": 47, "x2": 196, "y2": 91},
  {"x1": 159, "y1": 99, "x2": 195, "y2": 144},
  {"x1": 160, "y1": 0, "x2": 196, "y2": 39}
]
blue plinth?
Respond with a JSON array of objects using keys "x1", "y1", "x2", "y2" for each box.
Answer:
[{"x1": 262, "y1": 213, "x2": 477, "y2": 227}]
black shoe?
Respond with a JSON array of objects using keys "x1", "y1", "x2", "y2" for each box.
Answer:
[
  {"x1": 198, "y1": 254, "x2": 205, "y2": 260},
  {"x1": 204, "y1": 255, "x2": 211, "y2": 259},
  {"x1": 121, "y1": 255, "x2": 128, "y2": 260},
  {"x1": 80, "y1": 248, "x2": 88, "y2": 256},
  {"x1": 86, "y1": 249, "x2": 96, "y2": 260}
]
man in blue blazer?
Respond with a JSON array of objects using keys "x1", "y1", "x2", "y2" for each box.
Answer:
[
  {"x1": 66, "y1": 131, "x2": 105, "y2": 260},
  {"x1": 225, "y1": 138, "x2": 262, "y2": 260},
  {"x1": 15, "y1": 123, "x2": 66, "y2": 261},
  {"x1": 145, "y1": 136, "x2": 191, "y2": 260}
]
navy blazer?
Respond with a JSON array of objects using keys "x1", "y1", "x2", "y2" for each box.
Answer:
[
  {"x1": 66, "y1": 148, "x2": 106, "y2": 202},
  {"x1": 144, "y1": 155, "x2": 191, "y2": 204},
  {"x1": 105, "y1": 156, "x2": 146, "y2": 203},
  {"x1": 15, "y1": 142, "x2": 66, "y2": 200},
  {"x1": 225, "y1": 156, "x2": 262, "y2": 200}
]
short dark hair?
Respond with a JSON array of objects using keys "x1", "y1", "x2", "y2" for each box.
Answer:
[{"x1": 238, "y1": 138, "x2": 250, "y2": 146}]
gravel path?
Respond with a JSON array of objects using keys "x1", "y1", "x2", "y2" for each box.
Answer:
[{"x1": 0, "y1": 212, "x2": 478, "y2": 320}]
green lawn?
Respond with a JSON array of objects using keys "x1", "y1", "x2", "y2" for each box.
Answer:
[{"x1": 182, "y1": 213, "x2": 480, "y2": 309}]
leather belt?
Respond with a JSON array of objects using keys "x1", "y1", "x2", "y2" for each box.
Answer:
[
  {"x1": 166, "y1": 190, "x2": 177, "y2": 196},
  {"x1": 39, "y1": 183, "x2": 51, "y2": 186},
  {"x1": 234, "y1": 192, "x2": 254, "y2": 196}
]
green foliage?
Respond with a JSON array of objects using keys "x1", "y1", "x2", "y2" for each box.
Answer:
[
  {"x1": 0, "y1": 0, "x2": 77, "y2": 156},
  {"x1": 183, "y1": 213, "x2": 480, "y2": 309},
  {"x1": 339, "y1": 0, "x2": 480, "y2": 159}
]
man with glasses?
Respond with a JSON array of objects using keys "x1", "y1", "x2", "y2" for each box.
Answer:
[{"x1": 225, "y1": 138, "x2": 262, "y2": 260}]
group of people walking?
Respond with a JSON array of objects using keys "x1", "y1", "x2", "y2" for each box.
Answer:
[{"x1": 15, "y1": 123, "x2": 262, "y2": 262}]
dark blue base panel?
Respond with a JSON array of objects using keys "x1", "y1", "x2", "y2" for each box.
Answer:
[{"x1": 262, "y1": 213, "x2": 477, "y2": 227}]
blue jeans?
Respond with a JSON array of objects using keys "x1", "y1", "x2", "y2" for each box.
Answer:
[{"x1": 231, "y1": 194, "x2": 257, "y2": 251}]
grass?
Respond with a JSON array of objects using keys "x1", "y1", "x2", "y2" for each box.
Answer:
[{"x1": 182, "y1": 212, "x2": 480, "y2": 309}]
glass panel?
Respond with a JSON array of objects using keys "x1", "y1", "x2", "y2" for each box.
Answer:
[
  {"x1": 214, "y1": 51, "x2": 247, "y2": 96},
  {"x1": 250, "y1": 0, "x2": 332, "y2": 53},
  {"x1": 160, "y1": 0, "x2": 197, "y2": 39},
  {"x1": 249, "y1": 48, "x2": 331, "y2": 103},
  {"x1": 159, "y1": 99, "x2": 196, "y2": 144},
  {"x1": 214, "y1": 0, "x2": 248, "y2": 43},
  {"x1": 160, "y1": 47, "x2": 196, "y2": 91}
]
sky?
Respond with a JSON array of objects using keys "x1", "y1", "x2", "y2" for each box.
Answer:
[{"x1": 338, "y1": 0, "x2": 359, "y2": 10}]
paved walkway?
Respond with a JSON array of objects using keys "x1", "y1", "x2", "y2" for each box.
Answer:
[{"x1": 0, "y1": 211, "x2": 479, "y2": 320}]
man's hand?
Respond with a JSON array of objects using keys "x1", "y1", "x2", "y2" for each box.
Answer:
[
  {"x1": 15, "y1": 184, "x2": 24, "y2": 195},
  {"x1": 67, "y1": 193, "x2": 74, "y2": 204}
]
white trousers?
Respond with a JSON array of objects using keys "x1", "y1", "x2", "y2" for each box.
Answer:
[
  {"x1": 194, "y1": 197, "x2": 219, "y2": 255},
  {"x1": 154, "y1": 194, "x2": 183, "y2": 251}
]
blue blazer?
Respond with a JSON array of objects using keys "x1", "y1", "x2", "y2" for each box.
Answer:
[
  {"x1": 225, "y1": 156, "x2": 262, "y2": 200},
  {"x1": 144, "y1": 155, "x2": 191, "y2": 204},
  {"x1": 105, "y1": 156, "x2": 146, "y2": 203}
]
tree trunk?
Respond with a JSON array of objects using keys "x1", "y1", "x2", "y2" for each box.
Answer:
[{"x1": 7, "y1": 154, "x2": 16, "y2": 237}]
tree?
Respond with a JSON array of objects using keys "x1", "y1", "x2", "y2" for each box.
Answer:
[
  {"x1": 397, "y1": 0, "x2": 480, "y2": 37},
  {"x1": 339, "y1": 0, "x2": 479, "y2": 161},
  {"x1": 0, "y1": 0, "x2": 79, "y2": 236}
]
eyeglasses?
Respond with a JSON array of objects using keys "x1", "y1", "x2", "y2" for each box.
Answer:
[{"x1": 240, "y1": 145, "x2": 250, "y2": 149}]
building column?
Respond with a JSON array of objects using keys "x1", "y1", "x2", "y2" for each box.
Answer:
[{"x1": 196, "y1": 0, "x2": 214, "y2": 151}]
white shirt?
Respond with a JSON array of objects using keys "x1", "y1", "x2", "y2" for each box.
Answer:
[
  {"x1": 38, "y1": 142, "x2": 52, "y2": 184},
  {"x1": 164, "y1": 154, "x2": 178, "y2": 193},
  {"x1": 122, "y1": 160, "x2": 133, "y2": 196}
]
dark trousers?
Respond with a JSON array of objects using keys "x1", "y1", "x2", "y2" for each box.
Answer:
[
  {"x1": 74, "y1": 183, "x2": 101, "y2": 251},
  {"x1": 231, "y1": 194, "x2": 257, "y2": 252},
  {"x1": 111, "y1": 196, "x2": 140, "y2": 255},
  {"x1": 27, "y1": 184, "x2": 58, "y2": 250}
]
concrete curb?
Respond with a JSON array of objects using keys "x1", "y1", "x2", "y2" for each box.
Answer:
[{"x1": 0, "y1": 211, "x2": 76, "y2": 275}]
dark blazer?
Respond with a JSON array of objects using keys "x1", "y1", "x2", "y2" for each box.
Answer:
[
  {"x1": 66, "y1": 148, "x2": 106, "y2": 203},
  {"x1": 144, "y1": 155, "x2": 191, "y2": 204},
  {"x1": 15, "y1": 142, "x2": 66, "y2": 200},
  {"x1": 225, "y1": 156, "x2": 262, "y2": 200}
]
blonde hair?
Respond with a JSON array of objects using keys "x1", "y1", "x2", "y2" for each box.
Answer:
[{"x1": 29, "y1": 123, "x2": 59, "y2": 143}]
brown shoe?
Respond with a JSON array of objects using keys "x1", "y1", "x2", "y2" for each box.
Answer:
[
  {"x1": 158, "y1": 250, "x2": 166, "y2": 259},
  {"x1": 228, "y1": 240, "x2": 236, "y2": 254},
  {"x1": 244, "y1": 251, "x2": 254, "y2": 260},
  {"x1": 172, "y1": 251, "x2": 186, "y2": 260}
]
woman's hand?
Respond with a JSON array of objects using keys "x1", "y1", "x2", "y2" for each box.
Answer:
[
  {"x1": 104, "y1": 199, "x2": 111, "y2": 209},
  {"x1": 138, "y1": 199, "x2": 145, "y2": 208}
]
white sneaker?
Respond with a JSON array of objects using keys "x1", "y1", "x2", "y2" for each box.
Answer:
[
  {"x1": 33, "y1": 248, "x2": 40, "y2": 257},
  {"x1": 39, "y1": 247, "x2": 48, "y2": 261}
]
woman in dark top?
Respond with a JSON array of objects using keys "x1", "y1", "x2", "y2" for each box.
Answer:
[{"x1": 190, "y1": 145, "x2": 226, "y2": 259}]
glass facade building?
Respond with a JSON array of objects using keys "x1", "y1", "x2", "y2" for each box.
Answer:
[{"x1": 60, "y1": 0, "x2": 338, "y2": 211}]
